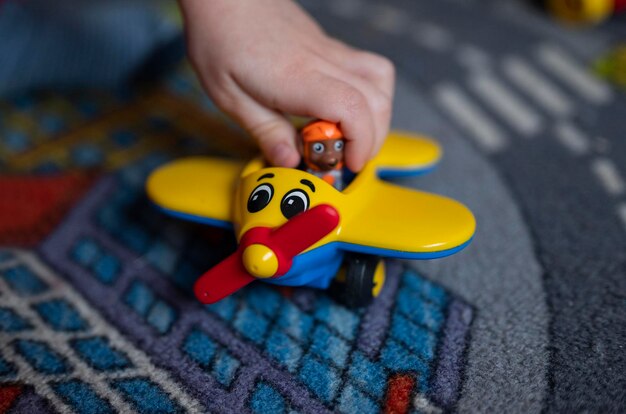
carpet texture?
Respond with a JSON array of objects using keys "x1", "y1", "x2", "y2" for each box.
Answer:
[{"x1": 1, "y1": 0, "x2": 625, "y2": 413}]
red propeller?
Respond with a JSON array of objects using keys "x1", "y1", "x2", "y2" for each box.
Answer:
[{"x1": 194, "y1": 204, "x2": 340, "y2": 304}]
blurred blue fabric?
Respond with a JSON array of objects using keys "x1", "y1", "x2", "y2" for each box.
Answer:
[{"x1": 0, "y1": 0, "x2": 182, "y2": 96}]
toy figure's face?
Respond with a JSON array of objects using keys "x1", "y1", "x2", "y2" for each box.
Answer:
[
  {"x1": 234, "y1": 167, "x2": 343, "y2": 239},
  {"x1": 306, "y1": 139, "x2": 344, "y2": 171}
]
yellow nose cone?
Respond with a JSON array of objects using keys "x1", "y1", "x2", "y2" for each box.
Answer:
[{"x1": 242, "y1": 244, "x2": 278, "y2": 279}]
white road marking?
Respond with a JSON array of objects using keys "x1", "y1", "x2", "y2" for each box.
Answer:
[
  {"x1": 617, "y1": 203, "x2": 626, "y2": 232},
  {"x1": 536, "y1": 44, "x2": 612, "y2": 104},
  {"x1": 0, "y1": 256, "x2": 19, "y2": 270},
  {"x1": 591, "y1": 158, "x2": 625, "y2": 196},
  {"x1": 0, "y1": 271, "x2": 133, "y2": 413},
  {"x1": 469, "y1": 73, "x2": 542, "y2": 136},
  {"x1": 434, "y1": 83, "x2": 507, "y2": 153},
  {"x1": 327, "y1": 0, "x2": 363, "y2": 19},
  {"x1": 413, "y1": 393, "x2": 443, "y2": 414},
  {"x1": 0, "y1": 303, "x2": 75, "y2": 414},
  {"x1": 368, "y1": 5, "x2": 409, "y2": 34},
  {"x1": 457, "y1": 44, "x2": 491, "y2": 72},
  {"x1": 411, "y1": 23, "x2": 453, "y2": 52},
  {"x1": 503, "y1": 56, "x2": 573, "y2": 117},
  {"x1": 1, "y1": 250, "x2": 203, "y2": 413},
  {"x1": 554, "y1": 121, "x2": 589, "y2": 155},
  {"x1": 593, "y1": 136, "x2": 611, "y2": 154}
]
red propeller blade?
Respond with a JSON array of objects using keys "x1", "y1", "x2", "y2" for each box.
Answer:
[
  {"x1": 193, "y1": 204, "x2": 340, "y2": 304},
  {"x1": 193, "y1": 250, "x2": 256, "y2": 304},
  {"x1": 270, "y1": 204, "x2": 340, "y2": 261}
]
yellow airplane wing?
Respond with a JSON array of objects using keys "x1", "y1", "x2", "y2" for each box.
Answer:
[
  {"x1": 338, "y1": 162, "x2": 475, "y2": 258},
  {"x1": 146, "y1": 157, "x2": 245, "y2": 228},
  {"x1": 371, "y1": 132, "x2": 441, "y2": 176}
]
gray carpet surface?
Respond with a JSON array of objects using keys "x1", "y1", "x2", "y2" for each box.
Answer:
[{"x1": 305, "y1": 0, "x2": 626, "y2": 412}]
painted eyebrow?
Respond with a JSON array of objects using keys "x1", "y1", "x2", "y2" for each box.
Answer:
[
  {"x1": 257, "y1": 173, "x2": 274, "y2": 181},
  {"x1": 300, "y1": 179, "x2": 315, "y2": 192}
]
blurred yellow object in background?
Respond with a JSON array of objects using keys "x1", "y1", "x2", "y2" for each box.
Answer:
[
  {"x1": 594, "y1": 44, "x2": 626, "y2": 88},
  {"x1": 547, "y1": 0, "x2": 613, "y2": 24}
]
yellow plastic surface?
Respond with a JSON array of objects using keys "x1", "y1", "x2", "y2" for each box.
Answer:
[
  {"x1": 242, "y1": 244, "x2": 278, "y2": 278},
  {"x1": 372, "y1": 260, "x2": 385, "y2": 297},
  {"x1": 339, "y1": 162, "x2": 475, "y2": 253},
  {"x1": 372, "y1": 131, "x2": 441, "y2": 171},
  {"x1": 146, "y1": 156, "x2": 245, "y2": 224},
  {"x1": 146, "y1": 131, "x2": 475, "y2": 256}
]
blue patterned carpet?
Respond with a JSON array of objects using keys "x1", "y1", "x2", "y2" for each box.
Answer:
[{"x1": 1, "y1": 0, "x2": 625, "y2": 413}]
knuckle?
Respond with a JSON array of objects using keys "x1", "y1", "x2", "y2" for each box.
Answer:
[
  {"x1": 337, "y1": 85, "x2": 367, "y2": 117},
  {"x1": 249, "y1": 119, "x2": 285, "y2": 142},
  {"x1": 361, "y1": 52, "x2": 395, "y2": 82},
  {"x1": 371, "y1": 91, "x2": 392, "y2": 116},
  {"x1": 211, "y1": 87, "x2": 238, "y2": 114},
  {"x1": 280, "y1": 55, "x2": 311, "y2": 82},
  {"x1": 377, "y1": 56, "x2": 396, "y2": 80}
]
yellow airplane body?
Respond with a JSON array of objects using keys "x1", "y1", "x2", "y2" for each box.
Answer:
[{"x1": 147, "y1": 131, "x2": 475, "y2": 302}]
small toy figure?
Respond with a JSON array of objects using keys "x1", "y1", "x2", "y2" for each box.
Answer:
[{"x1": 301, "y1": 120, "x2": 345, "y2": 191}]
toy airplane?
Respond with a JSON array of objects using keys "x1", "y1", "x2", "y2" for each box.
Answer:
[{"x1": 146, "y1": 131, "x2": 475, "y2": 306}]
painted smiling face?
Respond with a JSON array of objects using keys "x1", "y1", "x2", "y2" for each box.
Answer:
[{"x1": 234, "y1": 165, "x2": 343, "y2": 240}]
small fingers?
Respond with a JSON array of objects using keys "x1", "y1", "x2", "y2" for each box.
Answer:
[
  {"x1": 234, "y1": 68, "x2": 377, "y2": 171},
  {"x1": 321, "y1": 42, "x2": 395, "y2": 154},
  {"x1": 210, "y1": 77, "x2": 300, "y2": 167},
  {"x1": 317, "y1": 58, "x2": 393, "y2": 159},
  {"x1": 325, "y1": 40, "x2": 396, "y2": 98},
  {"x1": 298, "y1": 73, "x2": 378, "y2": 171},
  {"x1": 352, "y1": 51, "x2": 395, "y2": 101}
]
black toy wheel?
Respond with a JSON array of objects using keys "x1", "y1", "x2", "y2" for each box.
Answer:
[{"x1": 344, "y1": 254, "x2": 385, "y2": 308}]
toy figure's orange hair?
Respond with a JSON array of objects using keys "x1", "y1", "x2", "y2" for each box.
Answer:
[{"x1": 301, "y1": 120, "x2": 343, "y2": 142}]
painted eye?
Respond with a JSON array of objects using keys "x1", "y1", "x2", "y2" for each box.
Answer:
[
  {"x1": 247, "y1": 184, "x2": 273, "y2": 213},
  {"x1": 281, "y1": 189, "x2": 309, "y2": 219},
  {"x1": 334, "y1": 141, "x2": 344, "y2": 151},
  {"x1": 313, "y1": 142, "x2": 324, "y2": 153}
]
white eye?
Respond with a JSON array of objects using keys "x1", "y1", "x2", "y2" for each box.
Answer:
[
  {"x1": 248, "y1": 184, "x2": 273, "y2": 213},
  {"x1": 334, "y1": 141, "x2": 344, "y2": 151},
  {"x1": 313, "y1": 142, "x2": 324, "y2": 153}
]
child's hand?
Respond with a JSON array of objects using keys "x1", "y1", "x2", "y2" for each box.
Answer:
[{"x1": 179, "y1": 0, "x2": 395, "y2": 171}]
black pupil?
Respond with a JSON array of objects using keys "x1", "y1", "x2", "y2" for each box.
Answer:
[
  {"x1": 248, "y1": 188, "x2": 271, "y2": 212},
  {"x1": 281, "y1": 194, "x2": 306, "y2": 219}
]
